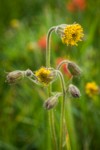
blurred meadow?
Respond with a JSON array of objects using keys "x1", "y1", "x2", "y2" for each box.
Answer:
[{"x1": 0, "y1": 0, "x2": 100, "y2": 150}]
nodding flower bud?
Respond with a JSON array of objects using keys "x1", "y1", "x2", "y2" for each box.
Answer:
[
  {"x1": 25, "y1": 69, "x2": 33, "y2": 77},
  {"x1": 43, "y1": 93, "x2": 61, "y2": 110},
  {"x1": 68, "y1": 61, "x2": 82, "y2": 77},
  {"x1": 68, "y1": 84, "x2": 81, "y2": 98},
  {"x1": 6, "y1": 70, "x2": 24, "y2": 84}
]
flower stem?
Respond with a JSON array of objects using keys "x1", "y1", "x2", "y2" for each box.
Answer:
[
  {"x1": 56, "y1": 60, "x2": 70, "y2": 70},
  {"x1": 49, "y1": 109, "x2": 58, "y2": 150},
  {"x1": 46, "y1": 26, "x2": 58, "y2": 150},
  {"x1": 56, "y1": 70, "x2": 66, "y2": 150},
  {"x1": 46, "y1": 26, "x2": 56, "y2": 67}
]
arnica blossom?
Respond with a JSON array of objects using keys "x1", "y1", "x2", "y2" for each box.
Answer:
[
  {"x1": 62, "y1": 24, "x2": 84, "y2": 46},
  {"x1": 56, "y1": 23, "x2": 84, "y2": 46},
  {"x1": 85, "y1": 82, "x2": 99, "y2": 97},
  {"x1": 35, "y1": 67, "x2": 56, "y2": 86}
]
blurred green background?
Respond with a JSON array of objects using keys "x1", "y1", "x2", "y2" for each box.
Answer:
[{"x1": 0, "y1": 0, "x2": 100, "y2": 150}]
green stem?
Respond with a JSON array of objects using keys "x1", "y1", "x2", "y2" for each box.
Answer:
[
  {"x1": 56, "y1": 60, "x2": 70, "y2": 70},
  {"x1": 49, "y1": 110, "x2": 58, "y2": 150},
  {"x1": 56, "y1": 70, "x2": 66, "y2": 150},
  {"x1": 46, "y1": 26, "x2": 58, "y2": 150},
  {"x1": 46, "y1": 26, "x2": 56, "y2": 67}
]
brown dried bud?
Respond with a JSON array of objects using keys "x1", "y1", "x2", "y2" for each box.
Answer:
[
  {"x1": 68, "y1": 84, "x2": 81, "y2": 98},
  {"x1": 43, "y1": 93, "x2": 61, "y2": 110},
  {"x1": 6, "y1": 70, "x2": 24, "y2": 84},
  {"x1": 68, "y1": 61, "x2": 82, "y2": 77}
]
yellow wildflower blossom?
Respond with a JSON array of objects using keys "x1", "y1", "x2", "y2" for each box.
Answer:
[
  {"x1": 85, "y1": 82, "x2": 99, "y2": 97},
  {"x1": 10, "y1": 19, "x2": 20, "y2": 29},
  {"x1": 62, "y1": 24, "x2": 84, "y2": 46},
  {"x1": 26, "y1": 42, "x2": 38, "y2": 51},
  {"x1": 35, "y1": 67, "x2": 56, "y2": 86},
  {"x1": 56, "y1": 23, "x2": 84, "y2": 46}
]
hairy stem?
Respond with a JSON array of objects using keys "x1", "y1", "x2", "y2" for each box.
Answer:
[
  {"x1": 56, "y1": 60, "x2": 70, "y2": 70},
  {"x1": 56, "y1": 70, "x2": 66, "y2": 150},
  {"x1": 46, "y1": 26, "x2": 56, "y2": 67},
  {"x1": 46, "y1": 26, "x2": 58, "y2": 150}
]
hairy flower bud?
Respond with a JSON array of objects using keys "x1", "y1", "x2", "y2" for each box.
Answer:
[
  {"x1": 6, "y1": 70, "x2": 24, "y2": 84},
  {"x1": 43, "y1": 93, "x2": 61, "y2": 110},
  {"x1": 25, "y1": 69, "x2": 33, "y2": 77},
  {"x1": 68, "y1": 84, "x2": 81, "y2": 98},
  {"x1": 68, "y1": 61, "x2": 82, "y2": 77}
]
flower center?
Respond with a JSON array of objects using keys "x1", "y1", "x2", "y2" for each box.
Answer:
[{"x1": 72, "y1": 33, "x2": 77, "y2": 39}]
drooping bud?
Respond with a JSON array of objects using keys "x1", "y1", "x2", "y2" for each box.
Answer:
[
  {"x1": 68, "y1": 61, "x2": 82, "y2": 77},
  {"x1": 68, "y1": 84, "x2": 81, "y2": 98},
  {"x1": 6, "y1": 70, "x2": 24, "y2": 84},
  {"x1": 25, "y1": 69, "x2": 33, "y2": 77},
  {"x1": 43, "y1": 93, "x2": 61, "y2": 110}
]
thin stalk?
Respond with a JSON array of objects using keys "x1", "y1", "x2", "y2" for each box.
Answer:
[
  {"x1": 46, "y1": 26, "x2": 58, "y2": 150},
  {"x1": 56, "y1": 60, "x2": 70, "y2": 70},
  {"x1": 46, "y1": 26, "x2": 56, "y2": 67},
  {"x1": 49, "y1": 109, "x2": 58, "y2": 150},
  {"x1": 56, "y1": 70, "x2": 66, "y2": 150}
]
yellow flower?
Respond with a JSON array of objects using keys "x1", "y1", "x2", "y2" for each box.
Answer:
[
  {"x1": 10, "y1": 19, "x2": 20, "y2": 29},
  {"x1": 85, "y1": 82, "x2": 99, "y2": 97},
  {"x1": 26, "y1": 42, "x2": 38, "y2": 51},
  {"x1": 35, "y1": 67, "x2": 56, "y2": 86},
  {"x1": 56, "y1": 23, "x2": 84, "y2": 46}
]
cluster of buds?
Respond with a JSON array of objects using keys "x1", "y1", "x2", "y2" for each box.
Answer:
[
  {"x1": 5, "y1": 67, "x2": 57, "y2": 86},
  {"x1": 5, "y1": 69, "x2": 33, "y2": 84},
  {"x1": 5, "y1": 23, "x2": 84, "y2": 110},
  {"x1": 5, "y1": 59, "x2": 82, "y2": 109},
  {"x1": 43, "y1": 60, "x2": 82, "y2": 109}
]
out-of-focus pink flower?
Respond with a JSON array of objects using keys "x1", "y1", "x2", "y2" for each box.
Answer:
[
  {"x1": 56, "y1": 57, "x2": 72, "y2": 78},
  {"x1": 67, "y1": 0, "x2": 86, "y2": 12},
  {"x1": 38, "y1": 35, "x2": 46, "y2": 49}
]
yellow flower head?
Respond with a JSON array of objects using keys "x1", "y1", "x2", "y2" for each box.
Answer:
[
  {"x1": 56, "y1": 23, "x2": 84, "y2": 46},
  {"x1": 85, "y1": 82, "x2": 99, "y2": 97},
  {"x1": 10, "y1": 19, "x2": 20, "y2": 29},
  {"x1": 35, "y1": 67, "x2": 56, "y2": 86},
  {"x1": 26, "y1": 42, "x2": 38, "y2": 51}
]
